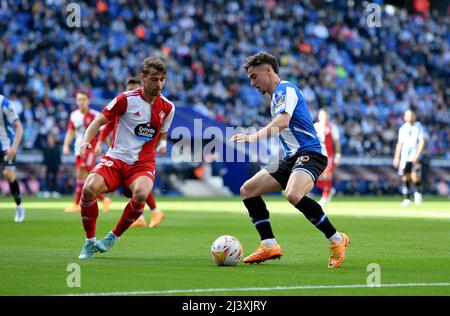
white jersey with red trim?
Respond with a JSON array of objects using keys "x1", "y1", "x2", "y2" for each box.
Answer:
[
  {"x1": 314, "y1": 122, "x2": 339, "y2": 157},
  {"x1": 102, "y1": 88, "x2": 175, "y2": 165},
  {"x1": 68, "y1": 108, "x2": 100, "y2": 156}
]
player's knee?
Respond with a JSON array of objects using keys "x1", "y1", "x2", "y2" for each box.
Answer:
[
  {"x1": 285, "y1": 189, "x2": 305, "y2": 206},
  {"x1": 131, "y1": 189, "x2": 148, "y2": 204},
  {"x1": 81, "y1": 186, "x2": 96, "y2": 199},
  {"x1": 3, "y1": 170, "x2": 15, "y2": 182},
  {"x1": 240, "y1": 181, "x2": 257, "y2": 199}
]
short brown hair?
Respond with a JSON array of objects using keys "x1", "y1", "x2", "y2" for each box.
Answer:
[
  {"x1": 243, "y1": 52, "x2": 279, "y2": 74},
  {"x1": 126, "y1": 77, "x2": 140, "y2": 86},
  {"x1": 76, "y1": 90, "x2": 90, "y2": 98},
  {"x1": 140, "y1": 56, "x2": 167, "y2": 75}
]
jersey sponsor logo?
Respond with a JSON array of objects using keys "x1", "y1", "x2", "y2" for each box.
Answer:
[
  {"x1": 106, "y1": 97, "x2": 117, "y2": 110},
  {"x1": 134, "y1": 122, "x2": 157, "y2": 142}
]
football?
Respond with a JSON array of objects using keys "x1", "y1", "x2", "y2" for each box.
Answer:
[{"x1": 210, "y1": 235, "x2": 243, "y2": 266}]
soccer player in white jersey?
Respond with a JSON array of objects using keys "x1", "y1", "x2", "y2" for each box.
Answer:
[
  {"x1": 95, "y1": 77, "x2": 165, "y2": 228},
  {"x1": 393, "y1": 109, "x2": 426, "y2": 207},
  {"x1": 77, "y1": 56, "x2": 175, "y2": 259},
  {"x1": 0, "y1": 94, "x2": 25, "y2": 222},
  {"x1": 230, "y1": 52, "x2": 349, "y2": 268},
  {"x1": 314, "y1": 108, "x2": 341, "y2": 207},
  {"x1": 63, "y1": 91, "x2": 111, "y2": 213}
]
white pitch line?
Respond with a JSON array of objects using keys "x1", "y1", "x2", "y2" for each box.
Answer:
[{"x1": 62, "y1": 282, "x2": 450, "y2": 296}]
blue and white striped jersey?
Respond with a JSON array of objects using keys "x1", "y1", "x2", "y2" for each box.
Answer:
[
  {"x1": 0, "y1": 94, "x2": 20, "y2": 151},
  {"x1": 398, "y1": 121, "x2": 426, "y2": 162},
  {"x1": 270, "y1": 81, "x2": 326, "y2": 158}
]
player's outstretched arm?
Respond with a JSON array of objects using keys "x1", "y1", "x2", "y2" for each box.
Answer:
[
  {"x1": 230, "y1": 113, "x2": 290, "y2": 143},
  {"x1": 80, "y1": 114, "x2": 110, "y2": 158}
]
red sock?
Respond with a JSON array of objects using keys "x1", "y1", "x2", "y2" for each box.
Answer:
[
  {"x1": 322, "y1": 179, "x2": 333, "y2": 199},
  {"x1": 112, "y1": 199, "x2": 145, "y2": 237},
  {"x1": 75, "y1": 180, "x2": 84, "y2": 204},
  {"x1": 97, "y1": 193, "x2": 104, "y2": 201},
  {"x1": 146, "y1": 192, "x2": 157, "y2": 210},
  {"x1": 80, "y1": 197, "x2": 99, "y2": 239}
]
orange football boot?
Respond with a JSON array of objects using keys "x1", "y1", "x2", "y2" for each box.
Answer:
[
  {"x1": 64, "y1": 203, "x2": 81, "y2": 213},
  {"x1": 130, "y1": 216, "x2": 147, "y2": 228},
  {"x1": 149, "y1": 210, "x2": 165, "y2": 228},
  {"x1": 328, "y1": 232, "x2": 350, "y2": 268},
  {"x1": 243, "y1": 243, "x2": 283, "y2": 264}
]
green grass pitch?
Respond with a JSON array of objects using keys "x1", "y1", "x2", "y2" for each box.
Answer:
[{"x1": 0, "y1": 196, "x2": 449, "y2": 296}]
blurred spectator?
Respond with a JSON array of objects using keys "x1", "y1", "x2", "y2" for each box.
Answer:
[{"x1": 42, "y1": 129, "x2": 62, "y2": 197}]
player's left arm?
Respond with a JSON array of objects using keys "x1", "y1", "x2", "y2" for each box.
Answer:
[
  {"x1": 6, "y1": 119, "x2": 23, "y2": 160},
  {"x1": 230, "y1": 113, "x2": 290, "y2": 143},
  {"x1": 331, "y1": 124, "x2": 342, "y2": 165},
  {"x1": 157, "y1": 105, "x2": 175, "y2": 156},
  {"x1": 412, "y1": 133, "x2": 425, "y2": 165},
  {"x1": 156, "y1": 132, "x2": 168, "y2": 156}
]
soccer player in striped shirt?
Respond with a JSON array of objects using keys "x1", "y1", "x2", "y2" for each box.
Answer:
[
  {"x1": 231, "y1": 52, "x2": 349, "y2": 268},
  {"x1": 393, "y1": 109, "x2": 426, "y2": 207},
  {"x1": 0, "y1": 94, "x2": 25, "y2": 222}
]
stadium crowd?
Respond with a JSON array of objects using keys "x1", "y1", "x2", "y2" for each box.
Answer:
[{"x1": 0, "y1": 0, "x2": 449, "y2": 194}]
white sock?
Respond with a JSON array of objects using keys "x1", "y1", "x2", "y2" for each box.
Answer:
[
  {"x1": 86, "y1": 237, "x2": 96, "y2": 242},
  {"x1": 328, "y1": 232, "x2": 343, "y2": 243},
  {"x1": 16, "y1": 204, "x2": 24, "y2": 211},
  {"x1": 261, "y1": 238, "x2": 277, "y2": 247},
  {"x1": 150, "y1": 208, "x2": 159, "y2": 213}
]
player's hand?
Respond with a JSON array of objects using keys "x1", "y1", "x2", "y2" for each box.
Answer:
[
  {"x1": 63, "y1": 145, "x2": 70, "y2": 156},
  {"x1": 412, "y1": 156, "x2": 420, "y2": 165},
  {"x1": 79, "y1": 142, "x2": 92, "y2": 158},
  {"x1": 6, "y1": 148, "x2": 16, "y2": 161},
  {"x1": 229, "y1": 133, "x2": 257, "y2": 143},
  {"x1": 156, "y1": 146, "x2": 166, "y2": 156},
  {"x1": 334, "y1": 153, "x2": 341, "y2": 165},
  {"x1": 94, "y1": 142, "x2": 103, "y2": 155},
  {"x1": 392, "y1": 158, "x2": 399, "y2": 169}
]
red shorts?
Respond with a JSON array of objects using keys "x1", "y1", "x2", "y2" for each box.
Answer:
[
  {"x1": 91, "y1": 156, "x2": 155, "y2": 193},
  {"x1": 76, "y1": 151, "x2": 97, "y2": 171}
]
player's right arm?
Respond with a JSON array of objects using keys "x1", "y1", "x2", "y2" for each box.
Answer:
[
  {"x1": 82, "y1": 94, "x2": 127, "y2": 157},
  {"x1": 80, "y1": 114, "x2": 110, "y2": 158},
  {"x1": 392, "y1": 129, "x2": 403, "y2": 169},
  {"x1": 95, "y1": 119, "x2": 114, "y2": 154},
  {"x1": 62, "y1": 125, "x2": 75, "y2": 156}
]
